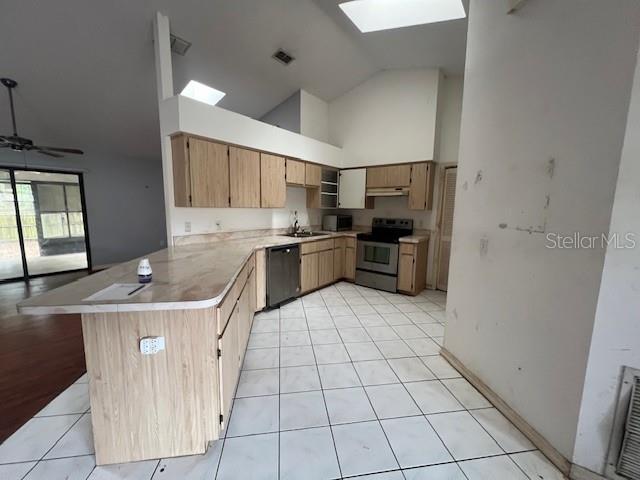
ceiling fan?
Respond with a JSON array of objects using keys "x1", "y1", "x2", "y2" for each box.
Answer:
[{"x1": 0, "y1": 78, "x2": 84, "y2": 158}]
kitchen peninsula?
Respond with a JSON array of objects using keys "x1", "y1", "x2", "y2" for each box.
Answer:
[{"x1": 17, "y1": 230, "x2": 427, "y2": 465}]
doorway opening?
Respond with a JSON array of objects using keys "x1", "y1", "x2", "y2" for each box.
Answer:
[{"x1": 0, "y1": 167, "x2": 91, "y2": 282}]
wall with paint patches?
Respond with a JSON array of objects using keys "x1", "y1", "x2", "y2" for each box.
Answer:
[{"x1": 445, "y1": 0, "x2": 640, "y2": 464}]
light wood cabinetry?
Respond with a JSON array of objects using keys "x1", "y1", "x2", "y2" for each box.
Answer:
[
  {"x1": 229, "y1": 146, "x2": 261, "y2": 208},
  {"x1": 366, "y1": 165, "x2": 412, "y2": 188},
  {"x1": 286, "y1": 158, "x2": 306, "y2": 185},
  {"x1": 300, "y1": 239, "x2": 335, "y2": 293},
  {"x1": 408, "y1": 161, "x2": 435, "y2": 210},
  {"x1": 171, "y1": 135, "x2": 230, "y2": 208},
  {"x1": 300, "y1": 251, "x2": 319, "y2": 293},
  {"x1": 318, "y1": 249, "x2": 334, "y2": 287},
  {"x1": 260, "y1": 153, "x2": 286, "y2": 208},
  {"x1": 189, "y1": 138, "x2": 230, "y2": 208},
  {"x1": 344, "y1": 237, "x2": 356, "y2": 281},
  {"x1": 305, "y1": 163, "x2": 322, "y2": 187},
  {"x1": 219, "y1": 304, "x2": 240, "y2": 426},
  {"x1": 333, "y1": 238, "x2": 345, "y2": 281},
  {"x1": 171, "y1": 135, "x2": 191, "y2": 207},
  {"x1": 255, "y1": 249, "x2": 266, "y2": 311},
  {"x1": 397, "y1": 240, "x2": 428, "y2": 295}
]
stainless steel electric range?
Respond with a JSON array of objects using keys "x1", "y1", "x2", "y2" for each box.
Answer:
[{"x1": 355, "y1": 218, "x2": 413, "y2": 292}]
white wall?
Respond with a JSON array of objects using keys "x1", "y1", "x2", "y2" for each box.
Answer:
[
  {"x1": 170, "y1": 187, "x2": 321, "y2": 238},
  {"x1": 329, "y1": 68, "x2": 440, "y2": 167},
  {"x1": 0, "y1": 149, "x2": 167, "y2": 268},
  {"x1": 300, "y1": 90, "x2": 330, "y2": 143},
  {"x1": 573, "y1": 41, "x2": 640, "y2": 475},
  {"x1": 260, "y1": 91, "x2": 301, "y2": 134},
  {"x1": 342, "y1": 74, "x2": 463, "y2": 286},
  {"x1": 445, "y1": 0, "x2": 640, "y2": 462}
]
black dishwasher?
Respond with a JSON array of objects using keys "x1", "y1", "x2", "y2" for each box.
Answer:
[{"x1": 267, "y1": 244, "x2": 300, "y2": 307}]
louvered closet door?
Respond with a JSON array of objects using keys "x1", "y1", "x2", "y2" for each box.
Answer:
[{"x1": 436, "y1": 166, "x2": 457, "y2": 291}]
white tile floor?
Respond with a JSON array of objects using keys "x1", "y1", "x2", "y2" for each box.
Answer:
[{"x1": 0, "y1": 283, "x2": 566, "y2": 480}]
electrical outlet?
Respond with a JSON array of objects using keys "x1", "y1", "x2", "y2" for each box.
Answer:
[
  {"x1": 139, "y1": 336, "x2": 166, "y2": 355},
  {"x1": 185, "y1": 221, "x2": 191, "y2": 233}
]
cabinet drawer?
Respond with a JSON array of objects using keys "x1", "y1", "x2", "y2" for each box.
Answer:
[
  {"x1": 345, "y1": 237, "x2": 356, "y2": 249},
  {"x1": 399, "y1": 243, "x2": 415, "y2": 256},
  {"x1": 301, "y1": 239, "x2": 334, "y2": 254},
  {"x1": 218, "y1": 253, "x2": 255, "y2": 334}
]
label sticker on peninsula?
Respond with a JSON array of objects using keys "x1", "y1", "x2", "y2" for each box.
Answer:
[{"x1": 83, "y1": 283, "x2": 151, "y2": 302}]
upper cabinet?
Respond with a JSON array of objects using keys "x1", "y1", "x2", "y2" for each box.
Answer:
[
  {"x1": 366, "y1": 165, "x2": 412, "y2": 188},
  {"x1": 230, "y1": 147, "x2": 261, "y2": 208},
  {"x1": 408, "y1": 162, "x2": 436, "y2": 210},
  {"x1": 171, "y1": 135, "x2": 229, "y2": 208},
  {"x1": 285, "y1": 159, "x2": 305, "y2": 186},
  {"x1": 305, "y1": 163, "x2": 322, "y2": 187},
  {"x1": 338, "y1": 169, "x2": 367, "y2": 209},
  {"x1": 260, "y1": 153, "x2": 286, "y2": 208}
]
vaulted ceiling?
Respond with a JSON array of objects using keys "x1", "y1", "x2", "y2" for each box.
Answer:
[{"x1": 0, "y1": 0, "x2": 467, "y2": 162}]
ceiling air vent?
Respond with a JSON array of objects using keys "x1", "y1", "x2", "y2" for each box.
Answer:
[
  {"x1": 607, "y1": 367, "x2": 640, "y2": 480},
  {"x1": 272, "y1": 49, "x2": 295, "y2": 66},
  {"x1": 170, "y1": 33, "x2": 192, "y2": 56}
]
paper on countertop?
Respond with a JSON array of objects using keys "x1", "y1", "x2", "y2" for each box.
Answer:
[{"x1": 83, "y1": 283, "x2": 151, "y2": 302}]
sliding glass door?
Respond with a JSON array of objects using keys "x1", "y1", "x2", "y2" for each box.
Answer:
[
  {"x1": 0, "y1": 168, "x2": 90, "y2": 281},
  {"x1": 0, "y1": 169, "x2": 25, "y2": 280}
]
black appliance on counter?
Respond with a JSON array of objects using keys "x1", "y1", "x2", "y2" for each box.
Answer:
[
  {"x1": 267, "y1": 244, "x2": 300, "y2": 307},
  {"x1": 322, "y1": 214, "x2": 352, "y2": 232},
  {"x1": 355, "y1": 218, "x2": 413, "y2": 292}
]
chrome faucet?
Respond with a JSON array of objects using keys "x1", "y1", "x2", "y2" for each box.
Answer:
[{"x1": 292, "y1": 210, "x2": 300, "y2": 234}]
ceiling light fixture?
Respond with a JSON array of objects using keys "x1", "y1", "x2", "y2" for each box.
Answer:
[
  {"x1": 181, "y1": 80, "x2": 226, "y2": 106},
  {"x1": 339, "y1": 0, "x2": 466, "y2": 33}
]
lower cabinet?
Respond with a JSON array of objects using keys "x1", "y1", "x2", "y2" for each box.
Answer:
[
  {"x1": 217, "y1": 255, "x2": 256, "y2": 428},
  {"x1": 344, "y1": 238, "x2": 356, "y2": 281},
  {"x1": 397, "y1": 240, "x2": 428, "y2": 295},
  {"x1": 219, "y1": 306, "x2": 239, "y2": 426},
  {"x1": 300, "y1": 240, "x2": 335, "y2": 293},
  {"x1": 333, "y1": 238, "x2": 345, "y2": 281},
  {"x1": 318, "y1": 249, "x2": 334, "y2": 287},
  {"x1": 301, "y1": 252, "x2": 319, "y2": 293}
]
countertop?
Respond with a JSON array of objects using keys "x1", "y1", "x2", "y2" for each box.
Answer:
[
  {"x1": 17, "y1": 231, "x2": 360, "y2": 315},
  {"x1": 17, "y1": 229, "x2": 429, "y2": 315}
]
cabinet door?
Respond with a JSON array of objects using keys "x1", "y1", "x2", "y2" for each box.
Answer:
[
  {"x1": 171, "y1": 135, "x2": 191, "y2": 207},
  {"x1": 366, "y1": 165, "x2": 411, "y2": 188},
  {"x1": 219, "y1": 306, "x2": 240, "y2": 424},
  {"x1": 260, "y1": 153, "x2": 286, "y2": 208},
  {"x1": 333, "y1": 239, "x2": 345, "y2": 281},
  {"x1": 300, "y1": 253, "x2": 319, "y2": 293},
  {"x1": 344, "y1": 247, "x2": 356, "y2": 280},
  {"x1": 190, "y1": 138, "x2": 230, "y2": 208},
  {"x1": 305, "y1": 163, "x2": 321, "y2": 187},
  {"x1": 338, "y1": 169, "x2": 366, "y2": 209},
  {"x1": 230, "y1": 147, "x2": 261, "y2": 208},
  {"x1": 397, "y1": 245, "x2": 416, "y2": 293},
  {"x1": 318, "y1": 249, "x2": 334, "y2": 287},
  {"x1": 286, "y1": 159, "x2": 306, "y2": 185},
  {"x1": 237, "y1": 282, "x2": 251, "y2": 365},
  {"x1": 408, "y1": 162, "x2": 427, "y2": 210}
]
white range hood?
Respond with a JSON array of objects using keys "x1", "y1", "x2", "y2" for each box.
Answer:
[{"x1": 366, "y1": 187, "x2": 410, "y2": 197}]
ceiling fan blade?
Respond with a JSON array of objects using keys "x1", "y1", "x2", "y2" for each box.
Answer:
[
  {"x1": 36, "y1": 149, "x2": 64, "y2": 158},
  {"x1": 31, "y1": 145, "x2": 84, "y2": 155}
]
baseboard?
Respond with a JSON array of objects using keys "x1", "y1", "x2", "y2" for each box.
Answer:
[
  {"x1": 570, "y1": 464, "x2": 607, "y2": 480},
  {"x1": 440, "y1": 348, "x2": 572, "y2": 476}
]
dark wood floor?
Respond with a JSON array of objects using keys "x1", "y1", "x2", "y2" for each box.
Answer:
[{"x1": 0, "y1": 271, "x2": 88, "y2": 442}]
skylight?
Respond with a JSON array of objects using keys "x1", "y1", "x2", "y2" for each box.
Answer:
[
  {"x1": 181, "y1": 80, "x2": 226, "y2": 106},
  {"x1": 339, "y1": 0, "x2": 466, "y2": 33}
]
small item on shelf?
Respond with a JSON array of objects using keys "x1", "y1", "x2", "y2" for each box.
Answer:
[{"x1": 137, "y1": 258, "x2": 153, "y2": 284}]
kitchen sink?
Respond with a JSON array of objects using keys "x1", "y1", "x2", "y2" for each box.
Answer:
[{"x1": 281, "y1": 231, "x2": 327, "y2": 238}]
